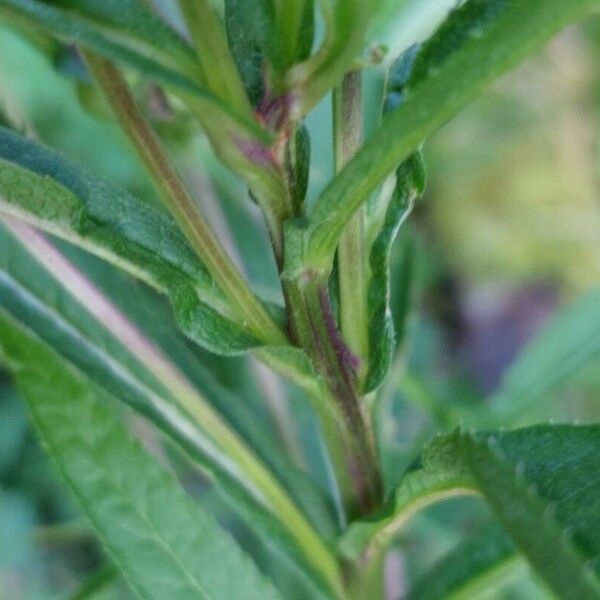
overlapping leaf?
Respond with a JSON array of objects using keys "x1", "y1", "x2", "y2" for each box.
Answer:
[
  {"x1": 0, "y1": 126, "x2": 265, "y2": 355},
  {"x1": 0, "y1": 221, "x2": 341, "y2": 598},
  {"x1": 0, "y1": 308, "x2": 281, "y2": 599},
  {"x1": 341, "y1": 425, "x2": 600, "y2": 599},
  {"x1": 305, "y1": 0, "x2": 600, "y2": 271},
  {"x1": 0, "y1": 0, "x2": 202, "y2": 93}
]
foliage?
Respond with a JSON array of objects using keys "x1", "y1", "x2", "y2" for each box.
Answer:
[{"x1": 0, "y1": 0, "x2": 599, "y2": 598}]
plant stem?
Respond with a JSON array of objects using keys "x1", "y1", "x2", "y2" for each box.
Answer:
[
  {"x1": 333, "y1": 71, "x2": 369, "y2": 380},
  {"x1": 285, "y1": 271, "x2": 382, "y2": 520},
  {"x1": 83, "y1": 52, "x2": 287, "y2": 346}
]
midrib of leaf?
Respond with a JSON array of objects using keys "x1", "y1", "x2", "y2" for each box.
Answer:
[
  {"x1": 301, "y1": 0, "x2": 600, "y2": 273},
  {"x1": 411, "y1": 528, "x2": 525, "y2": 600},
  {"x1": 0, "y1": 309, "x2": 281, "y2": 599},
  {"x1": 0, "y1": 219, "x2": 343, "y2": 598},
  {"x1": 49, "y1": 413, "x2": 212, "y2": 600}
]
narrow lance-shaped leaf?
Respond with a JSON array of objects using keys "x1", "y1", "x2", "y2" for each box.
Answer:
[
  {"x1": 0, "y1": 308, "x2": 282, "y2": 600},
  {"x1": 0, "y1": 220, "x2": 342, "y2": 598},
  {"x1": 225, "y1": 0, "x2": 314, "y2": 105},
  {"x1": 0, "y1": 129, "x2": 332, "y2": 440},
  {"x1": 0, "y1": 0, "x2": 273, "y2": 166},
  {"x1": 341, "y1": 425, "x2": 600, "y2": 599},
  {"x1": 178, "y1": 0, "x2": 253, "y2": 116},
  {"x1": 0, "y1": 0, "x2": 203, "y2": 94},
  {"x1": 364, "y1": 46, "x2": 425, "y2": 392},
  {"x1": 225, "y1": 0, "x2": 273, "y2": 105},
  {"x1": 0, "y1": 126, "x2": 264, "y2": 355},
  {"x1": 301, "y1": 0, "x2": 600, "y2": 274}
]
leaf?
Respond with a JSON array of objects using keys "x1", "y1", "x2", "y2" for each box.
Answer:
[
  {"x1": 365, "y1": 155, "x2": 424, "y2": 392},
  {"x1": 342, "y1": 425, "x2": 600, "y2": 599},
  {"x1": 273, "y1": 0, "x2": 315, "y2": 70},
  {"x1": 0, "y1": 0, "x2": 203, "y2": 94},
  {"x1": 0, "y1": 125, "x2": 265, "y2": 355},
  {"x1": 225, "y1": 0, "x2": 274, "y2": 105},
  {"x1": 0, "y1": 220, "x2": 342, "y2": 598},
  {"x1": 69, "y1": 563, "x2": 120, "y2": 600},
  {"x1": 410, "y1": 527, "x2": 522, "y2": 600},
  {"x1": 225, "y1": 0, "x2": 315, "y2": 104},
  {"x1": 304, "y1": 0, "x2": 600, "y2": 272},
  {"x1": 286, "y1": 123, "x2": 311, "y2": 214},
  {"x1": 288, "y1": 0, "x2": 380, "y2": 115},
  {"x1": 489, "y1": 287, "x2": 600, "y2": 422},
  {"x1": 0, "y1": 309, "x2": 281, "y2": 600},
  {"x1": 364, "y1": 48, "x2": 425, "y2": 392}
]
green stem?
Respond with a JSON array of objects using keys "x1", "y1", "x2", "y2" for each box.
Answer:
[
  {"x1": 83, "y1": 52, "x2": 287, "y2": 346},
  {"x1": 285, "y1": 272, "x2": 382, "y2": 521},
  {"x1": 333, "y1": 71, "x2": 369, "y2": 380}
]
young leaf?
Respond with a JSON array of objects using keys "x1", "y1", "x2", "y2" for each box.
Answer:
[
  {"x1": 489, "y1": 287, "x2": 600, "y2": 423},
  {"x1": 303, "y1": 0, "x2": 600, "y2": 274},
  {"x1": 0, "y1": 221, "x2": 342, "y2": 598},
  {"x1": 0, "y1": 0, "x2": 203, "y2": 94},
  {"x1": 287, "y1": 0, "x2": 380, "y2": 116},
  {"x1": 342, "y1": 426, "x2": 600, "y2": 599},
  {"x1": 225, "y1": 0, "x2": 274, "y2": 105},
  {"x1": 0, "y1": 310, "x2": 282, "y2": 600},
  {"x1": 364, "y1": 48, "x2": 425, "y2": 392},
  {"x1": 274, "y1": 0, "x2": 315, "y2": 70}
]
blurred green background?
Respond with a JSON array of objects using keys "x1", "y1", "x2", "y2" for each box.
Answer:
[{"x1": 1, "y1": 1, "x2": 600, "y2": 598}]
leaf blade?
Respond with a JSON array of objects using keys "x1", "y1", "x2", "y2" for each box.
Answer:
[
  {"x1": 304, "y1": 0, "x2": 600, "y2": 272},
  {"x1": 0, "y1": 0, "x2": 203, "y2": 93},
  {"x1": 0, "y1": 220, "x2": 342, "y2": 598},
  {"x1": 341, "y1": 425, "x2": 600, "y2": 599},
  {"x1": 0, "y1": 308, "x2": 281, "y2": 600}
]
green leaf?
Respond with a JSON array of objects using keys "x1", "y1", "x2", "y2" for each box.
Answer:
[
  {"x1": 0, "y1": 220, "x2": 342, "y2": 598},
  {"x1": 364, "y1": 49, "x2": 425, "y2": 392},
  {"x1": 489, "y1": 287, "x2": 600, "y2": 422},
  {"x1": 224, "y1": 0, "x2": 314, "y2": 104},
  {"x1": 365, "y1": 155, "x2": 424, "y2": 392},
  {"x1": 0, "y1": 0, "x2": 203, "y2": 94},
  {"x1": 225, "y1": 0, "x2": 274, "y2": 104},
  {"x1": 0, "y1": 309, "x2": 282, "y2": 599},
  {"x1": 273, "y1": 0, "x2": 315, "y2": 69},
  {"x1": 286, "y1": 123, "x2": 311, "y2": 214},
  {"x1": 410, "y1": 527, "x2": 523, "y2": 600},
  {"x1": 0, "y1": 126, "x2": 265, "y2": 355},
  {"x1": 69, "y1": 563, "x2": 120, "y2": 600},
  {"x1": 342, "y1": 425, "x2": 600, "y2": 599},
  {"x1": 304, "y1": 0, "x2": 600, "y2": 273},
  {"x1": 288, "y1": 0, "x2": 380, "y2": 115}
]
